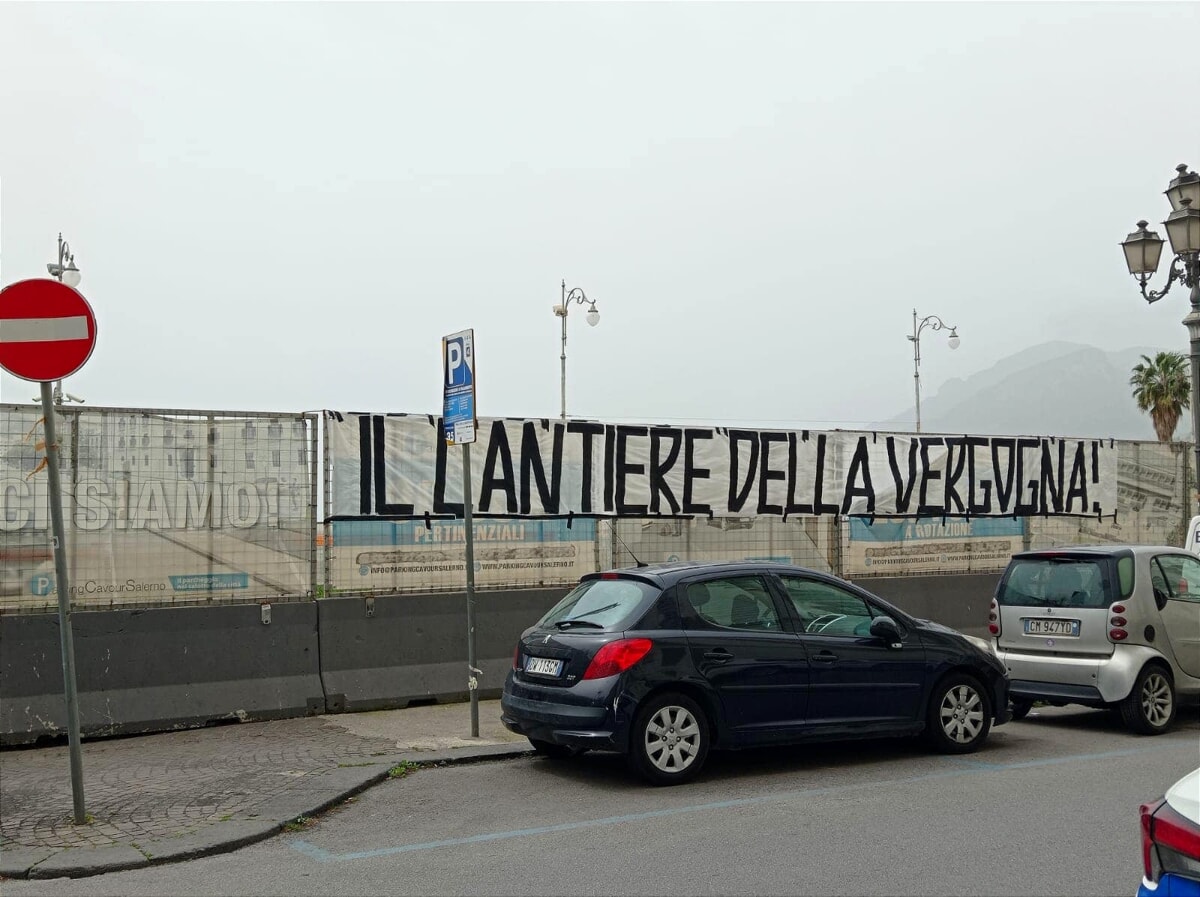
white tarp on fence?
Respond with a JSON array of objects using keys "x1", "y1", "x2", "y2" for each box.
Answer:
[
  {"x1": 1, "y1": 405, "x2": 315, "y2": 609},
  {"x1": 326, "y1": 412, "x2": 1119, "y2": 521}
]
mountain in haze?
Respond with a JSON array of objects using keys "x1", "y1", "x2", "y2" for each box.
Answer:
[{"x1": 877, "y1": 341, "x2": 1187, "y2": 441}]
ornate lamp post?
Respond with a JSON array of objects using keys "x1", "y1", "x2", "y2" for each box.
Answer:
[
  {"x1": 908, "y1": 309, "x2": 960, "y2": 432},
  {"x1": 553, "y1": 279, "x2": 600, "y2": 420},
  {"x1": 46, "y1": 233, "x2": 84, "y2": 406},
  {"x1": 1120, "y1": 163, "x2": 1200, "y2": 502}
]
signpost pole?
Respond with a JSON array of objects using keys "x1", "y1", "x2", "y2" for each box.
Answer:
[
  {"x1": 0, "y1": 277, "x2": 97, "y2": 825},
  {"x1": 462, "y1": 443, "x2": 479, "y2": 737},
  {"x1": 442, "y1": 327, "x2": 480, "y2": 738},
  {"x1": 39, "y1": 380, "x2": 87, "y2": 824}
]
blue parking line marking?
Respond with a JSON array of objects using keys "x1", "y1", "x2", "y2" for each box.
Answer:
[
  {"x1": 289, "y1": 841, "x2": 336, "y2": 862},
  {"x1": 288, "y1": 742, "x2": 1188, "y2": 864},
  {"x1": 945, "y1": 756, "x2": 1007, "y2": 770}
]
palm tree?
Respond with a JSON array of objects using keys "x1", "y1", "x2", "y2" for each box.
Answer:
[{"x1": 1130, "y1": 351, "x2": 1191, "y2": 442}]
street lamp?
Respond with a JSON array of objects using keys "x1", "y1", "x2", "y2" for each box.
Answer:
[
  {"x1": 553, "y1": 279, "x2": 599, "y2": 420},
  {"x1": 47, "y1": 233, "x2": 82, "y2": 288},
  {"x1": 1120, "y1": 162, "x2": 1200, "y2": 504},
  {"x1": 908, "y1": 309, "x2": 960, "y2": 433},
  {"x1": 45, "y1": 233, "x2": 84, "y2": 405}
]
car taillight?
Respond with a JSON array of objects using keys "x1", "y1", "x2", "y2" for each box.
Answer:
[
  {"x1": 1143, "y1": 799, "x2": 1200, "y2": 884},
  {"x1": 1143, "y1": 800, "x2": 1164, "y2": 881},
  {"x1": 988, "y1": 598, "x2": 1001, "y2": 637},
  {"x1": 1108, "y1": 602, "x2": 1128, "y2": 641},
  {"x1": 582, "y1": 638, "x2": 653, "y2": 680},
  {"x1": 513, "y1": 644, "x2": 521, "y2": 670}
]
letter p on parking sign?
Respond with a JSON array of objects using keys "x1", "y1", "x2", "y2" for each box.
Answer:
[{"x1": 442, "y1": 329, "x2": 476, "y2": 445}]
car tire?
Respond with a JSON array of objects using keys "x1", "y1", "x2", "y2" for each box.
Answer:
[
  {"x1": 1010, "y1": 698, "x2": 1033, "y2": 721},
  {"x1": 627, "y1": 692, "x2": 709, "y2": 786},
  {"x1": 529, "y1": 738, "x2": 578, "y2": 760},
  {"x1": 1119, "y1": 664, "x2": 1176, "y2": 735},
  {"x1": 924, "y1": 673, "x2": 992, "y2": 754}
]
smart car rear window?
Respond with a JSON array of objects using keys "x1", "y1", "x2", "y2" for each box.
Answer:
[
  {"x1": 538, "y1": 578, "x2": 661, "y2": 630},
  {"x1": 996, "y1": 557, "x2": 1114, "y2": 608},
  {"x1": 1117, "y1": 555, "x2": 1134, "y2": 598}
]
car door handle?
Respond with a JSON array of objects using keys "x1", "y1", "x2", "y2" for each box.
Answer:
[
  {"x1": 812, "y1": 651, "x2": 839, "y2": 664},
  {"x1": 703, "y1": 649, "x2": 734, "y2": 663}
]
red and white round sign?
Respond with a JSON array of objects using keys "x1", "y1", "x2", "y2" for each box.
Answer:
[{"x1": 0, "y1": 278, "x2": 98, "y2": 382}]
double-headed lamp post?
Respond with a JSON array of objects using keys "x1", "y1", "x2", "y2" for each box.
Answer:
[
  {"x1": 908, "y1": 309, "x2": 960, "y2": 433},
  {"x1": 1120, "y1": 163, "x2": 1200, "y2": 503},
  {"x1": 553, "y1": 279, "x2": 599, "y2": 420},
  {"x1": 46, "y1": 233, "x2": 84, "y2": 406}
]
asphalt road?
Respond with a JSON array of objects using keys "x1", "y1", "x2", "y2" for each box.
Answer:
[{"x1": 5, "y1": 705, "x2": 1197, "y2": 897}]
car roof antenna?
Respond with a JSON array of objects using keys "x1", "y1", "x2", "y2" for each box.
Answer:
[{"x1": 606, "y1": 519, "x2": 648, "y2": 568}]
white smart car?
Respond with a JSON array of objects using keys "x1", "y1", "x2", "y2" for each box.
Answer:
[{"x1": 989, "y1": 545, "x2": 1200, "y2": 734}]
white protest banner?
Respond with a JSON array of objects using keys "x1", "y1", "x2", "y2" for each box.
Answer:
[{"x1": 325, "y1": 413, "x2": 1118, "y2": 521}]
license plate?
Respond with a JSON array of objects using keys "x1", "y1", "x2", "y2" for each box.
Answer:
[
  {"x1": 1023, "y1": 617, "x2": 1080, "y2": 637},
  {"x1": 525, "y1": 656, "x2": 564, "y2": 677}
]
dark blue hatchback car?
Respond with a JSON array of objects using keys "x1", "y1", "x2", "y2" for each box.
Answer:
[{"x1": 502, "y1": 560, "x2": 1010, "y2": 785}]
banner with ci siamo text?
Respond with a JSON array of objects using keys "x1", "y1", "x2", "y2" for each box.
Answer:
[
  {"x1": 1, "y1": 405, "x2": 314, "y2": 609},
  {"x1": 325, "y1": 413, "x2": 1118, "y2": 521}
]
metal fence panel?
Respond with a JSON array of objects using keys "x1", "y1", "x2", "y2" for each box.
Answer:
[
  {"x1": 1027, "y1": 440, "x2": 1192, "y2": 551},
  {"x1": 837, "y1": 439, "x2": 1194, "y2": 577},
  {"x1": 6, "y1": 401, "x2": 1193, "y2": 605},
  {"x1": 321, "y1": 420, "x2": 1195, "y2": 594},
  {"x1": 1, "y1": 404, "x2": 318, "y2": 613},
  {"x1": 840, "y1": 516, "x2": 1026, "y2": 578},
  {"x1": 323, "y1": 514, "x2": 839, "y2": 596},
  {"x1": 610, "y1": 516, "x2": 838, "y2": 572},
  {"x1": 326, "y1": 517, "x2": 600, "y2": 594}
]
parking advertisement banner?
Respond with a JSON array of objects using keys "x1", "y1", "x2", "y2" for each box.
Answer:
[
  {"x1": 844, "y1": 516, "x2": 1027, "y2": 576},
  {"x1": 329, "y1": 517, "x2": 596, "y2": 591}
]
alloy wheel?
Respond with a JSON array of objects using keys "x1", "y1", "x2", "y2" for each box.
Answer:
[
  {"x1": 1141, "y1": 671, "x2": 1174, "y2": 728},
  {"x1": 643, "y1": 704, "x2": 702, "y2": 774},
  {"x1": 939, "y1": 683, "x2": 985, "y2": 745}
]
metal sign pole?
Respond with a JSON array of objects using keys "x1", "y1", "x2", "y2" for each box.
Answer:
[
  {"x1": 442, "y1": 327, "x2": 479, "y2": 738},
  {"x1": 0, "y1": 277, "x2": 97, "y2": 825},
  {"x1": 40, "y1": 380, "x2": 87, "y2": 824},
  {"x1": 462, "y1": 443, "x2": 479, "y2": 737}
]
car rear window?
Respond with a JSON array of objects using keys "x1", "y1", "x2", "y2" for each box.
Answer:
[
  {"x1": 996, "y1": 557, "x2": 1114, "y2": 608},
  {"x1": 685, "y1": 576, "x2": 781, "y2": 631},
  {"x1": 538, "y1": 578, "x2": 662, "y2": 630}
]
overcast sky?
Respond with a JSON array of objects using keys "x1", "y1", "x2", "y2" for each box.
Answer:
[{"x1": 2, "y1": 1, "x2": 1198, "y2": 430}]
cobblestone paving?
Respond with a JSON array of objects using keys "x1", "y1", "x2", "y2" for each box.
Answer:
[{"x1": 0, "y1": 718, "x2": 401, "y2": 851}]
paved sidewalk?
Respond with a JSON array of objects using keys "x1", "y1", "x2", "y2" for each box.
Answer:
[{"x1": 0, "y1": 699, "x2": 530, "y2": 880}]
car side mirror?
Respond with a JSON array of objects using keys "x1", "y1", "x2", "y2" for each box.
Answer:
[{"x1": 869, "y1": 615, "x2": 902, "y2": 647}]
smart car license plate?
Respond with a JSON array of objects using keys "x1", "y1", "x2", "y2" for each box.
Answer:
[
  {"x1": 525, "y1": 657, "x2": 564, "y2": 676},
  {"x1": 1023, "y1": 618, "x2": 1080, "y2": 637}
]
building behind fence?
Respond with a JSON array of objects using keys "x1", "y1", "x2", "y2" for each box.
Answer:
[{"x1": 1, "y1": 403, "x2": 1193, "y2": 613}]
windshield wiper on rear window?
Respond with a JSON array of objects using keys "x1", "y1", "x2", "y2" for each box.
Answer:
[{"x1": 556, "y1": 603, "x2": 620, "y2": 628}]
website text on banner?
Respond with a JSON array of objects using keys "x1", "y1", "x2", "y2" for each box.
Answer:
[
  {"x1": 844, "y1": 517, "x2": 1027, "y2": 577},
  {"x1": 330, "y1": 517, "x2": 597, "y2": 593},
  {"x1": 326, "y1": 413, "x2": 1119, "y2": 521}
]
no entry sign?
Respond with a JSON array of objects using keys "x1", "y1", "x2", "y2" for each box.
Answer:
[{"x1": 0, "y1": 278, "x2": 98, "y2": 382}]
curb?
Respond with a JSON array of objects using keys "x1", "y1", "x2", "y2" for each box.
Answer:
[{"x1": 0, "y1": 743, "x2": 534, "y2": 880}]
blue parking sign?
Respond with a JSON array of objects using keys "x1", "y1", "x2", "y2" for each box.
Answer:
[{"x1": 442, "y1": 328, "x2": 476, "y2": 445}]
